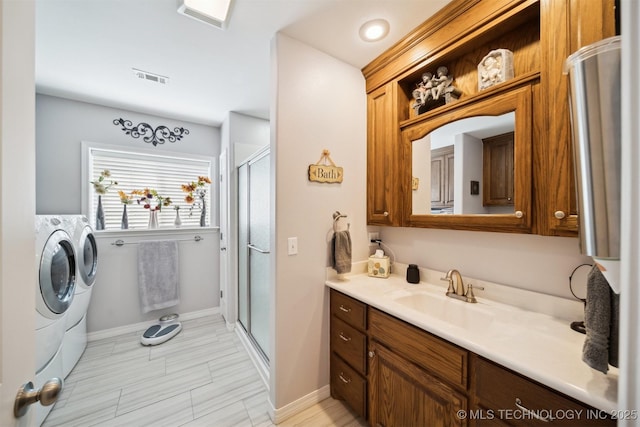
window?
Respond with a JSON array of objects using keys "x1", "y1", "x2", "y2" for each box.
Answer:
[{"x1": 84, "y1": 142, "x2": 214, "y2": 230}]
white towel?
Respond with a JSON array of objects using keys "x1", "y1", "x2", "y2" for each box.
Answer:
[{"x1": 137, "y1": 240, "x2": 180, "y2": 313}]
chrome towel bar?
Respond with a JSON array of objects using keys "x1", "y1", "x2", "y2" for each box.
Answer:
[{"x1": 112, "y1": 235, "x2": 203, "y2": 247}]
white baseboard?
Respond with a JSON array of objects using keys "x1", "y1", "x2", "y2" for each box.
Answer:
[
  {"x1": 269, "y1": 385, "x2": 331, "y2": 424},
  {"x1": 87, "y1": 307, "x2": 220, "y2": 341}
]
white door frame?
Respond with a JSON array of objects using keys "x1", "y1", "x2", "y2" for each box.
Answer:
[{"x1": 0, "y1": 1, "x2": 38, "y2": 425}]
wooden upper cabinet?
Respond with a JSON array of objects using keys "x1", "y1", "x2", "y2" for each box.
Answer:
[
  {"x1": 541, "y1": 0, "x2": 616, "y2": 236},
  {"x1": 367, "y1": 82, "x2": 401, "y2": 225},
  {"x1": 363, "y1": 0, "x2": 617, "y2": 236}
]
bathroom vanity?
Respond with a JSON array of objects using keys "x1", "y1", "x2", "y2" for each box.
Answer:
[{"x1": 327, "y1": 269, "x2": 618, "y2": 426}]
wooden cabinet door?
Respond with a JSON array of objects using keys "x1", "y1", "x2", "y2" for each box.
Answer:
[
  {"x1": 483, "y1": 132, "x2": 514, "y2": 206},
  {"x1": 367, "y1": 82, "x2": 400, "y2": 225},
  {"x1": 431, "y1": 146, "x2": 454, "y2": 210},
  {"x1": 369, "y1": 341, "x2": 467, "y2": 427},
  {"x1": 541, "y1": 0, "x2": 616, "y2": 235}
]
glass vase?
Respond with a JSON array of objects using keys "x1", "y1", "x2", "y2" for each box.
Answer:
[
  {"x1": 148, "y1": 210, "x2": 158, "y2": 229},
  {"x1": 200, "y1": 197, "x2": 206, "y2": 227},
  {"x1": 96, "y1": 195, "x2": 105, "y2": 230},
  {"x1": 121, "y1": 204, "x2": 129, "y2": 229},
  {"x1": 174, "y1": 209, "x2": 182, "y2": 228}
]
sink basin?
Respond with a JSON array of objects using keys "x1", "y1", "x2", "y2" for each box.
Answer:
[{"x1": 390, "y1": 289, "x2": 495, "y2": 333}]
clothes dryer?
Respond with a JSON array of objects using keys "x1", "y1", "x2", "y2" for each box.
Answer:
[
  {"x1": 35, "y1": 215, "x2": 77, "y2": 373},
  {"x1": 61, "y1": 215, "x2": 97, "y2": 377}
]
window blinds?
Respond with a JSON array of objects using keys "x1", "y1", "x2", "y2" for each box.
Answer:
[{"x1": 89, "y1": 147, "x2": 212, "y2": 230}]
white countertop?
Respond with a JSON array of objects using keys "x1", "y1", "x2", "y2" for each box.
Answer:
[{"x1": 326, "y1": 267, "x2": 618, "y2": 412}]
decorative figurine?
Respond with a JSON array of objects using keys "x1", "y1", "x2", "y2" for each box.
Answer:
[
  {"x1": 478, "y1": 49, "x2": 514, "y2": 90},
  {"x1": 411, "y1": 66, "x2": 461, "y2": 115}
]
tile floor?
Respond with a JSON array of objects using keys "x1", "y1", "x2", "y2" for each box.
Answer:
[{"x1": 44, "y1": 314, "x2": 366, "y2": 427}]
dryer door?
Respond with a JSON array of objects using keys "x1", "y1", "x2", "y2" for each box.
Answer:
[
  {"x1": 78, "y1": 227, "x2": 97, "y2": 287},
  {"x1": 39, "y1": 230, "x2": 76, "y2": 314}
]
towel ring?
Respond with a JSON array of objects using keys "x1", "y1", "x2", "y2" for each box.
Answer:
[
  {"x1": 569, "y1": 263, "x2": 592, "y2": 304},
  {"x1": 332, "y1": 211, "x2": 350, "y2": 232}
]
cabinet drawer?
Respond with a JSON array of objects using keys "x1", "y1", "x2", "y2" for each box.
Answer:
[
  {"x1": 330, "y1": 290, "x2": 367, "y2": 330},
  {"x1": 331, "y1": 353, "x2": 366, "y2": 419},
  {"x1": 369, "y1": 308, "x2": 468, "y2": 389},
  {"x1": 474, "y1": 357, "x2": 614, "y2": 426},
  {"x1": 331, "y1": 316, "x2": 367, "y2": 374}
]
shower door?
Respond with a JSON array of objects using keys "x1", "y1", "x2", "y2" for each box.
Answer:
[{"x1": 238, "y1": 148, "x2": 270, "y2": 361}]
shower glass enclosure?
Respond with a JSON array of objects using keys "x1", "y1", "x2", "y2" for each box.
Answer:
[{"x1": 238, "y1": 147, "x2": 270, "y2": 361}]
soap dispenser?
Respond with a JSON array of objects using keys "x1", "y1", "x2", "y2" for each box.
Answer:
[{"x1": 406, "y1": 264, "x2": 420, "y2": 284}]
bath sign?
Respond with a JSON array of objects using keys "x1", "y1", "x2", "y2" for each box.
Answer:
[{"x1": 308, "y1": 150, "x2": 343, "y2": 183}]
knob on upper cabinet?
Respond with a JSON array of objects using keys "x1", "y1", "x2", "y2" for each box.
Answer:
[{"x1": 554, "y1": 211, "x2": 566, "y2": 219}]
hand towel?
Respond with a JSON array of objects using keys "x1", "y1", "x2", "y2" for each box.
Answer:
[
  {"x1": 582, "y1": 264, "x2": 619, "y2": 373},
  {"x1": 331, "y1": 230, "x2": 352, "y2": 274},
  {"x1": 137, "y1": 240, "x2": 180, "y2": 314}
]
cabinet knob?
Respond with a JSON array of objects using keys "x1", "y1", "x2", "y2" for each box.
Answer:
[
  {"x1": 515, "y1": 211, "x2": 524, "y2": 218},
  {"x1": 368, "y1": 351, "x2": 375, "y2": 359},
  {"x1": 383, "y1": 211, "x2": 389, "y2": 216},
  {"x1": 554, "y1": 210, "x2": 566, "y2": 219}
]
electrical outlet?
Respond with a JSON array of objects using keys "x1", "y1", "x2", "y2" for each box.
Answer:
[{"x1": 368, "y1": 232, "x2": 379, "y2": 246}]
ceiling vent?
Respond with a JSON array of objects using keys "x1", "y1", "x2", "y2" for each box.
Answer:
[
  {"x1": 132, "y1": 68, "x2": 169, "y2": 85},
  {"x1": 177, "y1": 0, "x2": 233, "y2": 30}
]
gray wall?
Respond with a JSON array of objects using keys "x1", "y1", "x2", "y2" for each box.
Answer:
[
  {"x1": 36, "y1": 94, "x2": 221, "y2": 332},
  {"x1": 36, "y1": 94, "x2": 220, "y2": 214}
]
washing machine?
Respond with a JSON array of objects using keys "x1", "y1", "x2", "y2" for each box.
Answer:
[
  {"x1": 35, "y1": 215, "x2": 77, "y2": 424},
  {"x1": 60, "y1": 215, "x2": 97, "y2": 377}
]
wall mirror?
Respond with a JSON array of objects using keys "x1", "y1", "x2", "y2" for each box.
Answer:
[{"x1": 401, "y1": 85, "x2": 533, "y2": 233}]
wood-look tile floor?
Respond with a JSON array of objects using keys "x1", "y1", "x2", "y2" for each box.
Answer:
[{"x1": 44, "y1": 314, "x2": 366, "y2": 427}]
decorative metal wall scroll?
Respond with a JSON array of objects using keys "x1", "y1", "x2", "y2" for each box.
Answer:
[{"x1": 113, "y1": 118, "x2": 189, "y2": 146}]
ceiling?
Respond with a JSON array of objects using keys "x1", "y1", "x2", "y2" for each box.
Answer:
[{"x1": 35, "y1": 0, "x2": 450, "y2": 126}]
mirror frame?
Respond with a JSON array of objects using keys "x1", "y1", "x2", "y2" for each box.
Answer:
[{"x1": 401, "y1": 85, "x2": 533, "y2": 232}]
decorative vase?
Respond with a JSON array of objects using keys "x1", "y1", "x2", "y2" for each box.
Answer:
[
  {"x1": 174, "y1": 209, "x2": 182, "y2": 228},
  {"x1": 148, "y1": 209, "x2": 158, "y2": 229},
  {"x1": 199, "y1": 197, "x2": 206, "y2": 227},
  {"x1": 96, "y1": 195, "x2": 105, "y2": 230},
  {"x1": 121, "y1": 204, "x2": 129, "y2": 230}
]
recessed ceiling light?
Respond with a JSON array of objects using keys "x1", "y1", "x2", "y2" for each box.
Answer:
[{"x1": 359, "y1": 19, "x2": 390, "y2": 42}]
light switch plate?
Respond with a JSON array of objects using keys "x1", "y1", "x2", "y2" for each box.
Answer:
[{"x1": 287, "y1": 237, "x2": 298, "y2": 255}]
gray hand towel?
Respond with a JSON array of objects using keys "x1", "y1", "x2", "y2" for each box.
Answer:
[
  {"x1": 137, "y1": 240, "x2": 180, "y2": 313},
  {"x1": 582, "y1": 264, "x2": 619, "y2": 373},
  {"x1": 331, "y1": 230, "x2": 352, "y2": 274}
]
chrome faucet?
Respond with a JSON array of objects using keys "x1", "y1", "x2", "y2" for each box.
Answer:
[{"x1": 440, "y1": 269, "x2": 479, "y2": 303}]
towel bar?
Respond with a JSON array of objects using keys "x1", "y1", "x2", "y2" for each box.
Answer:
[{"x1": 112, "y1": 235, "x2": 203, "y2": 246}]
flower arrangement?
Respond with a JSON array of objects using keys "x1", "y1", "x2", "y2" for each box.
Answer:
[
  {"x1": 181, "y1": 176, "x2": 211, "y2": 204},
  {"x1": 135, "y1": 188, "x2": 172, "y2": 211},
  {"x1": 181, "y1": 176, "x2": 211, "y2": 215},
  {"x1": 91, "y1": 169, "x2": 117, "y2": 194},
  {"x1": 118, "y1": 190, "x2": 136, "y2": 204}
]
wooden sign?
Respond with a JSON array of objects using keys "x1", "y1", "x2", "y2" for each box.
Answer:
[{"x1": 308, "y1": 150, "x2": 343, "y2": 183}]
